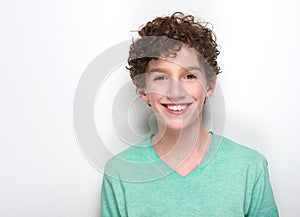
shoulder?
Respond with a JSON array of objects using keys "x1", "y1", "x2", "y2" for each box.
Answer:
[
  {"x1": 111, "y1": 135, "x2": 153, "y2": 162},
  {"x1": 213, "y1": 134, "x2": 268, "y2": 167},
  {"x1": 103, "y1": 135, "x2": 155, "y2": 179},
  {"x1": 209, "y1": 134, "x2": 271, "y2": 186}
]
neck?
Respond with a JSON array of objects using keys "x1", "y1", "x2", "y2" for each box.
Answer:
[{"x1": 152, "y1": 118, "x2": 210, "y2": 159}]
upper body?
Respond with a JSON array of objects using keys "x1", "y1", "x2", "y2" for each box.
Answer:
[
  {"x1": 101, "y1": 133, "x2": 278, "y2": 217},
  {"x1": 100, "y1": 12, "x2": 278, "y2": 216}
]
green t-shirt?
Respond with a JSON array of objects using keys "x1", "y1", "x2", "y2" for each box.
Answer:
[{"x1": 101, "y1": 133, "x2": 278, "y2": 217}]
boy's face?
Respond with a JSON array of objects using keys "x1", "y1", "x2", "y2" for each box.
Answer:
[{"x1": 139, "y1": 46, "x2": 215, "y2": 130}]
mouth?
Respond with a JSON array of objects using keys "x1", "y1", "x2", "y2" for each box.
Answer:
[{"x1": 161, "y1": 103, "x2": 192, "y2": 113}]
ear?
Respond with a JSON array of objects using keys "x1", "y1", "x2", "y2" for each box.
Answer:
[
  {"x1": 137, "y1": 88, "x2": 149, "y2": 102},
  {"x1": 205, "y1": 82, "x2": 215, "y2": 98}
]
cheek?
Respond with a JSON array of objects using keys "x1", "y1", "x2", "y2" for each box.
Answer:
[
  {"x1": 148, "y1": 92, "x2": 164, "y2": 113},
  {"x1": 185, "y1": 84, "x2": 206, "y2": 99},
  {"x1": 149, "y1": 92, "x2": 162, "y2": 104}
]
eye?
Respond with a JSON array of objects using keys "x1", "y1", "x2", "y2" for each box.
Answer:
[
  {"x1": 154, "y1": 75, "x2": 168, "y2": 81},
  {"x1": 185, "y1": 74, "x2": 197, "y2": 80}
]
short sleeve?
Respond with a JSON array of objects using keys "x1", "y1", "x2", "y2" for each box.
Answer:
[
  {"x1": 101, "y1": 174, "x2": 122, "y2": 217},
  {"x1": 246, "y1": 158, "x2": 279, "y2": 217}
]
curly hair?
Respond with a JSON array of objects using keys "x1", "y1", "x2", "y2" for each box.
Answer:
[{"x1": 127, "y1": 12, "x2": 221, "y2": 88}]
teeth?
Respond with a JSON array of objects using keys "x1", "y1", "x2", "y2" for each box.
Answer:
[{"x1": 167, "y1": 104, "x2": 187, "y2": 111}]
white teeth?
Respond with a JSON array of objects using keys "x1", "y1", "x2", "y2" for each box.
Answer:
[{"x1": 167, "y1": 105, "x2": 187, "y2": 111}]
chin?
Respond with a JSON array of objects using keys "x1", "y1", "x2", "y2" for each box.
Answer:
[
  {"x1": 155, "y1": 109, "x2": 202, "y2": 132},
  {"x1": 165, "y1": 119, "x2": 200, "y2": 132}
]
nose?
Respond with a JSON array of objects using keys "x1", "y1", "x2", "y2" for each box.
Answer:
[{"x1": 166, "y1": 78, "x2": 186, "y2": 100}]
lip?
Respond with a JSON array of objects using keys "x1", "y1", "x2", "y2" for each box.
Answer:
[{"x1": 161, "y1": 103, "x2": 192, "y2": 115}]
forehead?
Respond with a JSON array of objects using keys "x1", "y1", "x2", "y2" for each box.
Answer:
[{"x1": 147, "y1": 46, "x2": 202, "y2": 72}]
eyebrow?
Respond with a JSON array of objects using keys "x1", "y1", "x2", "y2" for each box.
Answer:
[
  {"x1": 148, "y1": 66, "x2": 203, "y2": 73},
  {"x1": 185, "y1": 66, "x2": 203, "y2": 72}
]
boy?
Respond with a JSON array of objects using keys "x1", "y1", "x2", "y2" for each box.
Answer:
[{"x1": 101, "y1": 12, "x2": 278, "y2": 217}]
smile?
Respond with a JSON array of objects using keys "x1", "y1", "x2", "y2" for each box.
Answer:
[{"x1": 161, "y1": 103, "x2": 191, "y2": 113}]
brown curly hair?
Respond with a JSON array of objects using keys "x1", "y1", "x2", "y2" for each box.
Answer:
[{"x1": 127, "y1": 12, "x2": 221, "y2": 88}]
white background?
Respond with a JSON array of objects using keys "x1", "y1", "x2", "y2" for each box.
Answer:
[{"x1": 1, "y1": 0, "x2": 299, "y2": 216}]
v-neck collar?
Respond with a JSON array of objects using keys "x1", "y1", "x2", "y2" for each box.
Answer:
[{"x1": 147, "y1": 132, "x2": 221, "y2": 180}]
